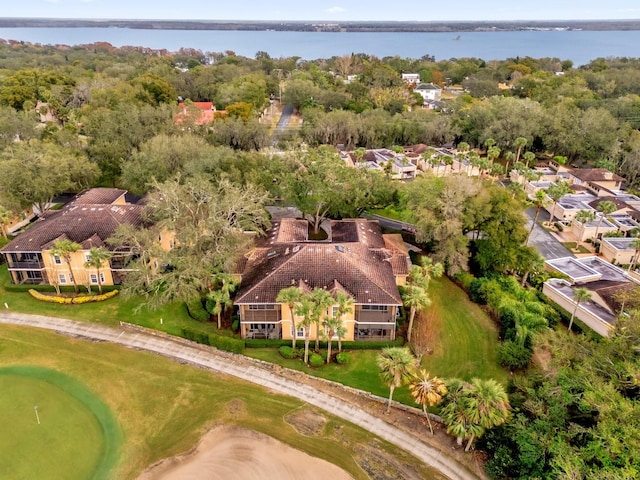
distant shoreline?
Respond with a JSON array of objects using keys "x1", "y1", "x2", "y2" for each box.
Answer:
[{"x1": 1, "y1": 18, "x2": 640, "y2": 33}]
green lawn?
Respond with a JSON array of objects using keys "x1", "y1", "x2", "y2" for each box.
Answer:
[
  {"x1": 368, "y1": 206, "x2": 415, "y2": 223},
  {"x1": 247, "y1": 276, "x2": 508, "y2": 407},
  {"x1": 0, "y1": 325, "x2": 439, "y2": 480},
  {"x1": 0, "y1": 367, "x2": 120, "y2": 480}
]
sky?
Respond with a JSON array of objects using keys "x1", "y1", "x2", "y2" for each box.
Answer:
[{"x1": 7, "y1": 0, "x2": 640, "y2": 22}]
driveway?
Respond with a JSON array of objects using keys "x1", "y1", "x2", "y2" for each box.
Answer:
[
  {"x1": 524, "y1": 207, "x2": 573, "y2": 260},
  {"x1": 0, "y1": 312, "x2": 481, "y2": 480}
]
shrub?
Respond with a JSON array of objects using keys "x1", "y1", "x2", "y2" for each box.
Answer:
[
  {"x1": 308, "y1": 352, "x2": 324, "y2": 367},
  {"x1": 278, "y1": 345, "x2": 298, "y2": 359},
  {"x1": 554, "y1": 222, "x2": 564, "y2": 232},
  {"x1": 231, "y1": 315, "x2": 240, "y2": 332},
  {"x1": 453, "y1": 271, "x2": 475, "y2": 292},
  {"x1": 186, "y1": 299, "x2": 210, "y2": 322},
  {"x1": 180, "y1": 327, "x2": 244, "y2": 354},
  {"x1": 336, "y1": 352, "x2": 350, "y2": 364},
  {"x1": 497, "y1": 341, "x2": 532, "y2": 370},
  {"x1": 244, "y1": 339, "x2": 291, "y2": 348},
  {"x1": 28, "y1": 289, "x2": 119, "y2": 304}
]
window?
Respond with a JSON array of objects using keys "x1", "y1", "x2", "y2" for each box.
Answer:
[
  {"x1": 53, "y1": 254, "x2": 62, "y2": 265},
  {"x1": 296, "y1": 326, "x2": 305, "y2": 338},
  {"x1": 361, "y1": 305, "x2": 388, "y2": 311},
  {"x1": 332, "y1": 306, "x2": 339, "y2": 317},
  {"x1": 58, "y1": 274, "x2": 66, "y2": 284},
  {"x1": 90, "y1": 273, "x2": 105, "y2": 284},
  {"x1": 248, "y1": 304, "x2": 276, "y2": 310},
  {"x1": 85, "y1": 253, "x2": 92, "y2": 262}
]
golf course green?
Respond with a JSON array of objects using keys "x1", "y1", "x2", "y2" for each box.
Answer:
[{"x1": 0, "y1": 366, "x2": 120, "y2": 480}]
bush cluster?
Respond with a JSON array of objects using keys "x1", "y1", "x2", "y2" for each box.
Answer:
[
  {"x1": 335, "y1": 352, "x2": 350, "y2": 364},
  {"x1": 180, "y1": 327, "x2": 245, "y2": 354},
  {"x1": 28, "y1": 289, "x2": 119, "y2": 304},
  {"x1": 185, "y1": 299, "x2": 210, "y2": 322},
  {"x1": 278, "y1": 345, "x2": 298, "y2": 359},
  {"x1": 308, "y1": 352, "x2": 324, "y2": 367}
]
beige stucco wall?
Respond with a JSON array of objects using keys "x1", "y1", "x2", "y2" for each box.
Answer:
[{"x1": 43, "y1": 249, "x2": 114, "y2": 288}]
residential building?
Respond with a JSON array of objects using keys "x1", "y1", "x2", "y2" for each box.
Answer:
[
  {"x1": 600, "y1": 237, "x2": 640, "y2": 266},
  {"x1": 414, "y1": 83, "x2": 442, "y2": 102},
  {"x1": 176, "y1": 101, "x2": 226, "y2": 125},
  {"x1": 401, "y1": 73, "x2": 420, "y2": 85},
  {"x1": 1, "y1": 188, "x2": 147, "y2": 287},
  {"x1": 358, "y1": 148, "x2": 417, "y2": 180},
  {"x1": 234, "y1": 218, "x2": 411, "y2": 342},
  {"x1": 543, "y1": 256, "x2": 638, "y2": 336}
]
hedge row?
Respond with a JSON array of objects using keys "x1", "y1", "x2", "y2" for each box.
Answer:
[
  {"x1": 28, "y1": 289, "x2": 119, "y2": 304},
  {"x1": 6, "y1": 283, "x2": 119, "y2": 293},
  {"x1": 180, "y1": 327, "x2": 245, "y2": 354},
  {"x1": 245, "y1": 337, "x2": 404, "y2": 349},
  {"x1": 185, "y1": 300, "x2": 210, "y2": 322}
]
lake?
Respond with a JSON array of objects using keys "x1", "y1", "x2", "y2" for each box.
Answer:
[{"x1": 1, "y1": 27, "x2": 639, "y2": 65}]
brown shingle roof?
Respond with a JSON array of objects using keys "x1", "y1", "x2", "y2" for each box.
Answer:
[
  {"x1": 235, "y1": 219, "x2": 406, "y2": 306},
  {"x1": 570, "y1": 168, "x2": 625, "y2": 183},
  {"x1": 71, "y1": 188, "x2": 127, "y2": 205},
  {"x1": 587, "y1": 196, "x2": 629, "y2": 212},
  {"x1": 1, "y1": 200, "x2": 145, "y2": 253}
]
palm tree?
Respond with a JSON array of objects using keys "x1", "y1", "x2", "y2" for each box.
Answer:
[
  {"x1": 309, "y1": 288, "x2": 334, "y2": 352},
  {"x1": 546, "y1": 181, "x2": 571, "y2": 224},
  {"x1": 456, "y1": 142, "x2": 469, "y2": 174},
  {"x1": 414, "y1": 257, "x2": 444, "y2": 290},
  {"x1": 594, "y1": 200, "x2": 617, "y2": 240},
  {"x1": 487, "y1": 146, "x2": 501, "y2": 168},
  {"x1": 322, "y1": 315, "x2": 346, "y2": 364},
  {"x1": 568, "y1": 287, "x2": 591, "y2": 332},
  {"x1": 377, "y1": 347, "x2": 416, "y2": 413},
  {"x1": 294, "y1": 295, "x2": 315, "y2": 364},
  {"x1": 440, "y1": 378, "x2": 477, "y2": 447},
  {"x1": 628, "y1": 237, "x2": 640, "y2": 274},
  {"x1": 402, "y1": 285, "x2": 431, "y2": 343},
  {"x1": 334, "y1": 291, "x2": 354, "y2": 352},
  {"x1": 409, "y1": 370, "x2": 447, "y2": 434},
  {"x1": 522, "y1": 151, "x2": 536, "y2": 169},
  {"x1": 503, "y1": 151, "x2": 515, "y2": 178},
  {"x1": 84, "y1": 247, "x2": 112, "y2": 294},
  {"x1": 50, "y1": 239, "x2": 82, "y2": 293},
  {"x1": 0, "y1": 205, "x2": 10, "y2": 239},
  {"x1": 277, "y1": 286, "x2": 303, "y2": 349},
  {"x1": 526, "y1": 190, "x2": 547, "y2": 245},
  {"x1": 513, "y1": 137, "x2": 527, "y2": 164},
  {"x1": 206, "y1": 273, "x2": 238, "y2": 329},
  {"x1": 464, "y1": 378, "x2": 510, "y2": 451}
]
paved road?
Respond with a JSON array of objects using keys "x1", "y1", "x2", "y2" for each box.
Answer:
[
  {"x1": 0, "y1": 312, "x2": 480, "y2": 480},
  {"x1": 524, "y1": 207, "x2": 574, "y2": 260},
  {"x1": 275, "y1": 104, "x2": 293, "y2": 131}
]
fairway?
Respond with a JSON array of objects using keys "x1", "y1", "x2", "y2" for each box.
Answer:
[{"x1": 0, "y1": 366, "x2": 120, "y2": 480}]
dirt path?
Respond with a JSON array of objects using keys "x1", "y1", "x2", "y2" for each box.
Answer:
[{"x1": 0, "y1": 312, "x2": 486, "y2": 480}]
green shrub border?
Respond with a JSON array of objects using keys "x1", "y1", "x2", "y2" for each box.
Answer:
[
  {"x1": 28, "y1": 289, "x2": 119, "y2": 304},
  {"x1": 244, "y1": 337, "x2": 404, "y2": 349},
  {"x1": 180, "y1": 327, "x2": 245, "y2": 354}
]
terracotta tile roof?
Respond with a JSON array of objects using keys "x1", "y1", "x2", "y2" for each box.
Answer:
[
  {"x1": 71, "y1": 188, "x2": 127, "y2": 205},
  {"x1": 273, "y1": 219, "x2": 308, "y2": 243},
  {"x1": 235, "y1": 219, "x2": 406, "y2": 306},
  {"x1": 1, "y1": 192, "x2": 145, "y2": 253},
  {"x1": 570, "y1": 168, "x2": 625, "y2": 183}
]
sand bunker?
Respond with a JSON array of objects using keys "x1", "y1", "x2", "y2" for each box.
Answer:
[{"x1": 137, "y1": 425, "x2": 354, "y2": 480}]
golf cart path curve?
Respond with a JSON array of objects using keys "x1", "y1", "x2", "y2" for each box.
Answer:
[{"x1": 0, "y1": 312, "x2": 480, "y2": 480}]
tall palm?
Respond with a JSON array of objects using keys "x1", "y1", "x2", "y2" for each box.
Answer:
[
  {"x1": 513, "y1": 137, "x2": 527, "y2": 164},
  {"x1": 546, "y1": 181, "x2": 571, "y2": 224},
  {"x1": 322, "y1": 315, "x2": 345, "y2": 364},
  {"x1": 310, "y1": 288, "x2": 334, "y2": 352},
  {"x1": 206, "y1": 273, "x2": 238, "y2": 329},
  {"x1": 568, "y1": 287, "x2": 591, "y2": 332},
  {"x1": 84, "y1": 247, "x2": 112, "y2": 294},
  {"x1": 294, "y1": 295, "x2": 315, "y2": 364},
  {"x1": 377, "y1": 347, "x2": 416, "y2": 413},
  {"x1": 0, "y1": 205, "x2": 10, "y2": 239},
  {"x1": 409, "y1": 370, "x2": 447, "y2": 434},
  {"x1": 456, "y1": 142, "x2": 469, "y2": 174},
  {"x1": 412, "y1": 257, "x2": 444, "y2": 291},
  {"x1": 503, "y1": 151, "x2": 515, "y2": 178},
  {"x1": 334, "y1": 291, "x2": 354, "y2": 352},
  {"x1": 440, "y1": 378, "x2": 478, "y2": 447},
  {"x1": 402, "y1": 284, "x2": 431, "y2": 343},
  {"x1": 628, "y1": 237, "x2": 640, "y2": 273},
  {"x1": 594, "y1": 200, "x2": 617, "y2": 240},
  {"x1": 526, "y1": 190, "x2": 547, "y2": 245},
  {"x1": 464, "y1": 378, "x2": 510, "y2": 451},
  {"x1": 277, "y1": 286, "x2": 303, "y2": 349},
  {"x1": 50, "y1": 239, "x2": 82, "y2": 293},
  {"x1": 522, "y1": 151, "x2": 536, "y2": 169}
]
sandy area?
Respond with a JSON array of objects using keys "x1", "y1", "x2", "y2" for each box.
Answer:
[{"x1": 137, "y1": 425, "x2": 355, "y2": 480}]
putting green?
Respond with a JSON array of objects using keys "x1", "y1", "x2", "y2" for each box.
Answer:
[{"x1": 0, "y1": 366, "x2": 121, "y2": 480}]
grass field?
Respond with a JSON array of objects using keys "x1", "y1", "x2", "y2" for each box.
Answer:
[
  {"x1": 247, "y1": 276, "x2": 508, "y2": 407},
  {"x1": 0, "y1": 366, "x2": 120, "y2": 480},
  {"x1": 0, "y1": 325, "x2": 440, "y2": 480}
]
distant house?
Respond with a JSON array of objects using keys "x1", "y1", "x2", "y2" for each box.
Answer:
[
  {"x1": 234, "y1": 218, "x2": 410, "y2": 342},
  {"x1": 401, "y1": 73, "x2": 420, "y2": 85},
  {"x1": 567, "y1": 168, "x2": 625, "y2": 196},
  {"x1": 543, "y1": 256, "x2": 638, "y2": 336},
  {"x1": 176, "y1": 101, "x2": 226, "y2": 125},
  {"x1": 359, "y1": 149, "x2": 417, "y2": 180},
  {"x1": 1, "y1": 188, "x2": 149, "y2": 287},
  {"x1": 414, "y1": 83, "x2": 442, "y2": 102}
]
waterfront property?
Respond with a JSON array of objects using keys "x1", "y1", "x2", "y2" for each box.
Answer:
[
  {"x1": 234, "y1": 218, "x2": 410, "y2": 341},
  {"x1": 1, "y1": 188, "x2": 148, "y2": 287}
]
